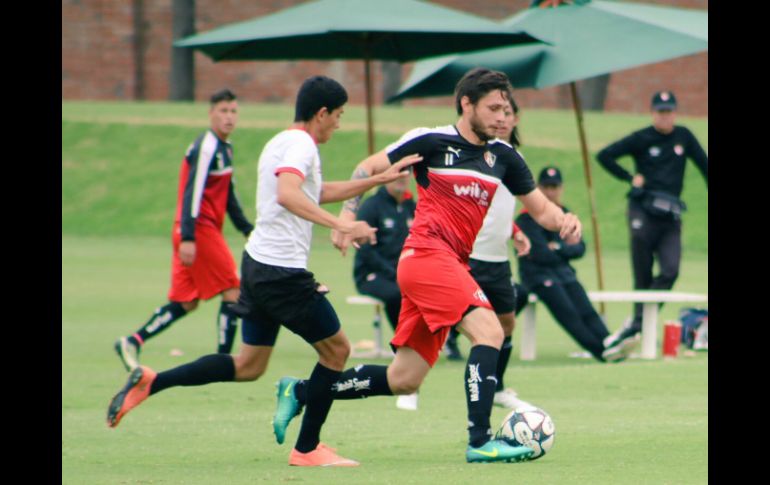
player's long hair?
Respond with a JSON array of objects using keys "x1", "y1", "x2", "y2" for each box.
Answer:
[{"x1": 454, "y1": 68, "x2": 514, "y2": 116}]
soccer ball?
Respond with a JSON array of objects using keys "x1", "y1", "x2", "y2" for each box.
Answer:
[{"x1": 496, "y1": 405, "x2": 555, "y2": 460}]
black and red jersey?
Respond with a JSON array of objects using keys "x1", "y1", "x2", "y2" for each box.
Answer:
[
  {"x1": 386, "y1": 125, "x2": 535, "y2": 262},
  {"x1": 175, "y1": 129, "x2": 253, "y2": 241}
]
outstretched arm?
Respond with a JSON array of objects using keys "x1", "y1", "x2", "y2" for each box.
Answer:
[
  {"x1": 319, "y1": 152, "x2": 421, "y2": 204},
  {"x1": 516, "y1": 188, "x2": 582, "y2": 244},
  {"x1": 277, "y1": 172, "x2": 378, "y2": 245},
  {"x1": 331, "y1": 150, "x2": 421, "y2": 255}
]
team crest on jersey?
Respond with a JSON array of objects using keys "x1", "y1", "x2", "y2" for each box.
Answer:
[
  {"x1": 473, "y1": 288, "x2": 489, "y2": 303},
  {"x1": 384, "y1": 218, "x2": 395, "y2": 229},
  {"x1": 227, "y1": 146, "x2": 233, "y2": 160},
  {"x1": 674, "y1": 144, "x2": 684, "y2": 156},
  {"x1": 484, "y1": 151, "x2": 497, "y2": 167}
]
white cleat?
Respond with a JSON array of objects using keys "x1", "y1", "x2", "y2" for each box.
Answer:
[
  {"x1": 493, "y1": 388, "x2": 533, "y2": 409},
  {"x1": 114, "y1": 336, "x2": 140, "y2": 372},
  {"x1": 602, "y1": 333, "x2": 641, "y2": 363},
  {"x1": 396, "y1": 393, "x2": 419, "y2": 411},
  {"x1": 603, "y1": 317, "x2": 634, "y2": 348}
]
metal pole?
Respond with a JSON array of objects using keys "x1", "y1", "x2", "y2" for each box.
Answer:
[{"x1": 569, "y1": 81, "x2": 606, "y2": 314}]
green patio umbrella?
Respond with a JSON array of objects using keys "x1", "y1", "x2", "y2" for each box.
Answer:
[
  {"x1": 174, "y1": 0, "x2": 542, "y2": 154},
  {"x1": 390, "y1": 0, "x2": 708, "y2": 304}
]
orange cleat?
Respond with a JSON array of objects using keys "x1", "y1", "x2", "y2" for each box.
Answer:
[
  {"x1": 106, "y1": 365, "x2": 157, "y2": 428},
  {"x1": 288, "y1": 443, "x2": 359, "y2": 467}
]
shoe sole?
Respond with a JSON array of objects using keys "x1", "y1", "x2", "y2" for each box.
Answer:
[
  {"x1": 505, "y1": 451, "x2": 534, "y2": 463},
  {"x1": 107, "y1": 367, "x2": 144, "y2": 427},
  {"x1": 273, "y1": 378, "x2": 300, "y2": 445},
  {"x1": 466, "y1": 448, "x2": 534, "y2": 463},
  {"x1": 289, "y1": 460, "x2": 360, "y2": 467},
  {"x1": 466, "y1": 453, "x2": 533, "y2": 463},
  {"x1": 114, "y1": 339, "x2": 138, "y2": 372}
]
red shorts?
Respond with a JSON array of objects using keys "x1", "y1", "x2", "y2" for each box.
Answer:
[
  {"x1": 168, "y1": 224, "x2": 240, "y2": 302},
  {"x1": 391, "y1": 247, "x2": 492, "y2": 366}
]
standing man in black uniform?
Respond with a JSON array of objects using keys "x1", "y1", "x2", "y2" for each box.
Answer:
[
  {"x1": 353, "y1": 176, "x2": 416, "y2": 332},
  {"x1": 596, "y1": 91, "x2": 708, "y2": 347}
]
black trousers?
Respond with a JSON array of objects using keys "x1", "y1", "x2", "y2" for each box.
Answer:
[
  {"x1": 628, "y1": 202, "x2": 682, "y2": 326},
  {"x1": 532, "y1": 280, "x2": 609, "y2": 361},
  {"x1": 356, "y1": 276, "x2": 401, "y2": 332}
]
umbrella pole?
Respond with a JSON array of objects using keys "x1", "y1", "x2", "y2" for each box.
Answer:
[
  {"x1": 569, "y1": 81, "x2": 606, "y2": 315},
  {"x1": 364, "y1": 55, "x2": 375, "y2": 155}
]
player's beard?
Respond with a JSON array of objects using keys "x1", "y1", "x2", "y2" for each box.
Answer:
[{"x1": 469, "y1": 109, "x2": 495, "y2": 142}]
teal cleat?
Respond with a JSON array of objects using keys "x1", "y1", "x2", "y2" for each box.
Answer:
[
  {"x1": 272, "y1": 377, "x2": 304, "y2": 445},
  {"x1": 466, "y1": 439, "x2": 534, "y2": 463}
]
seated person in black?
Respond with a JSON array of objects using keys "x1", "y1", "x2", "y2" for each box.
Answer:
[
  {"x1": 353, "y1": 176, "x2": 416, "y2": 331},
  {"x1": 516, "y1": 166, "x2": 632, "y2": 362}
]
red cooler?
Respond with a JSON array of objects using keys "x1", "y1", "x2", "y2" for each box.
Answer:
[{"x1": 662, "y1": 321, "x2": 682, "y2": 358}]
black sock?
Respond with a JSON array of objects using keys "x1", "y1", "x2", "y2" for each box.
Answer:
[
  {"x1": 465, "y1": 345, "x2": 500, "y2": 447},
  {"x1": 331, "y1": 365, "x2": 393, "y2": 400},
  {"x1": 150, "y1": 354, "x2": 235, "y2": 395},
  {"x1": 217, "y1": 301, "x2": 239, "y2": 354},
  {"x1": 495, "y1": 336, "x2": 513, "y2": 392},
  {"x1": 294, "y1": 365, "x2": 393, "y2": 405},
  {"x1": 134, "y1": 302, "x2": 188, "y2": 344},
  {"x1": 295, "y1": 363, "x2": 341, "y2": 453}
]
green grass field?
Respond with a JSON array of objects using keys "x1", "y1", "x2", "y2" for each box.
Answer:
[{"x1": 62, "y1": 101, "x2": 707, "y2": 484}]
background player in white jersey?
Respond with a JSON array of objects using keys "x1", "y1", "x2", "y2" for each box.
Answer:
[
  {"x1": 105, "y1": 76, "x2": 420, "y2": 468},
  {"x1": 275, "y1": 69, "x2": 582, "y2": 464}
]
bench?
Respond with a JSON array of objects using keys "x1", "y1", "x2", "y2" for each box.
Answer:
[
  {"x1": 518, "y1": 291, "x2": 709, "y2": 361},
  {"x1": 345, "y1": 295, "x2": 394, "y2": 358}
]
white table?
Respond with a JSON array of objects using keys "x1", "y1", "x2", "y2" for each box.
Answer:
[
  {"x1": 345, "y1": 295, "x2": 394, "y2": 358},
  {"x1": 518, "y1": 291, "x2": 708, "y2": 361}
]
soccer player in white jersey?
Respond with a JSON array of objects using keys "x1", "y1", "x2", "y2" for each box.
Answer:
[
  {"x1": 105, "y1": 76, "x2": 420, "y2": 468},
  {"x1": 275, "y1": 69, "x2": 583, "y2": 464}
]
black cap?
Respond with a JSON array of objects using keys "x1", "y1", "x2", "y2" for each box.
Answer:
[
  {"x1": 651, "y1": 91, "x2": 677, "y2": 111},
  {"x1": 538, "y1": 166, "x2": 562, "y2": 185}
]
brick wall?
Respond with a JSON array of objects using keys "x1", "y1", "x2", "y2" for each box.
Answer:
[
  {"x1": 62, "y1": 0, "x2": 136, "y2": 99},
  {"x1": 62, "y1": 0, "x2": 708, "y2": 115}
]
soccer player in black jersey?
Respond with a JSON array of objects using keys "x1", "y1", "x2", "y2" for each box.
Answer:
[{"x1": 114, "y1": 89, "x2": 254, "y2": 371}]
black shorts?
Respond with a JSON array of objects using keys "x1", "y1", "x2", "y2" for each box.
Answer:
[
  {"x1": 469, "y1": 259, "x2": 516, "y2": 315},
  {"x1": 234, "y1": 252, "x2": 341, "y2": 346}
]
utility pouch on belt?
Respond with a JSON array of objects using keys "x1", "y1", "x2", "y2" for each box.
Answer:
[{"x1": 640, "y1": 190, "x2": 686, "y2": 219}]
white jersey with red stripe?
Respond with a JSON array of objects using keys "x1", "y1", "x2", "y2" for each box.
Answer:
[
  {"x1": 246, "y1": 129, "x2": 322, "y2": 269},
  {"x1": 386, "y1": 125, "x2": 535, "y2": 263},
  {"x1": 470, "y1": 183, "x2": 517, "y2": 263}
]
